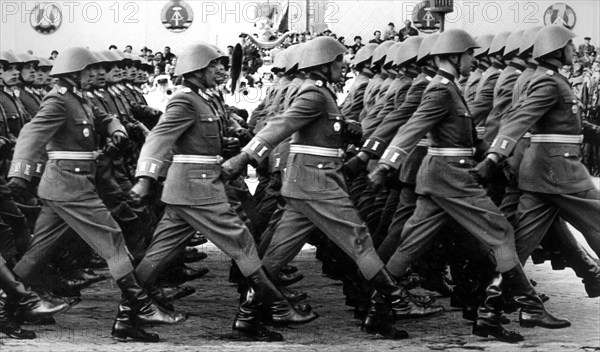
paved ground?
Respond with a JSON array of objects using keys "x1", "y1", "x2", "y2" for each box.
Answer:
[{"x1": 1, "y1": 243, "x2": 598, "y2": 352}]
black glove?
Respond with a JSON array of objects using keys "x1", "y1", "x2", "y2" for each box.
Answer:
[
  {"x1": 111, "y1": 131, "x2": 129, "y2": 149},
  {"x1": 343, "y1": 153, "x2": 368, "y2": 179},
  {"x1": 367, "y1": 164, "x2": 391, "y2": 191},
  {"x1": 343, "y1": 120, "x2": 363, "y2": 145},
  {"x1": 233, "y1": 128, "x2": 254, "y2": 146},
  {"x1": 7, "y1": 177, "x2": 32, "y2": 204},
  {"x1": 130, "y1": 177, "x2": 154, "y2": 204},
  {"x1": 470, "y1": 157, "x2": 500, "y2": 185},
  {"x1": 222, "y1": 137, "x2": 242, "y2": 159},
  {"x1": 221, "y1": 152, "x2": 253, "y2": 180},
  {"x1": 0, "y1": 137, "x2": 11, "y2": 158}
]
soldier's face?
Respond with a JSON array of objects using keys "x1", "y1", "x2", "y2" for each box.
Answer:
[
  {"x1": 214, "y1": 62, "x2": 228, "y2": 85},
  {"x1": 107, "y1": 65, "x2": 121, "y2": 83},
  {"x1": 127, "y1": 66, "x2": 137, "y2": 80},
  {"x1": 20, "y1": 63, "x2": 37, "y2": 83},
  {"x1": 203, "y1": 64, "x2": 218, "y2": 87},
  {"x1": 36, "y1": 68, "x2": 50, "y2": 85},
  {"x1": 328, "y1": 57, "x2": 345, "y2": 83},
  {"x1": 1, "y1": 64, "x2": 19, "y2": 86},
  {"x1": 79, "y1": 67, "x2": 93, "y2": 89},
  {"x1": 94, "y1": 66, "x2": 107, "y2": 87},
  {"x1": 459, "y1": 50, "x2": 475, "y2": 77}
]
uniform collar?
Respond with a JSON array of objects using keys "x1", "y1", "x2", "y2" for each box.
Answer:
[
  {"x1": 422, "y1": 66, "x2": 437, "y2": 78},
  {"x1": 404, "y1": 68, "x2": 419, "y2": 79},
  {"x1": 538, "y1": 62, "x2": 559, "y2": 74},
  {"x1": 437, "y1": 68, "x2": 456, "y2": 82},
  {"x1": 360, "y1": 71, "x2": 374, "y2": 79},
  {"x1": 526, "y1": 62, "x2": 538, "y2": 70},
  {"x1": 508, "y1": 61, "x2": 526, "y2": 72}
]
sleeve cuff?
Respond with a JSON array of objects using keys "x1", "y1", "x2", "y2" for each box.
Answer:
[
  {"x1": 242, "y1": 137, "x2": 273, "y2": 163},
  {"x1": 489, "y1": 135, "x2": 517, "y2": 158},
  {"x1": 8, "y1": 160, "x2": 37, "y2": 182},
  {"x1": 361, "y1": 137, "x2": 388, "y2": 158},
  {"x1": 379, "y1": 146, "x2": 408, "y2": 170},
  {"x1": 136, "y1": 157, "x2": 164, "y2": 180}
]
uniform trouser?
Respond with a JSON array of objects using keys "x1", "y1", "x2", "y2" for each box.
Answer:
[
  {"x1": 14, "y1": 198, "x2": 135, "y2": 287},
  {"x1": 386, "y1": 193, "x2": 519, "y2": 278},
  {"x1": 135, "y1": 203, "x2": 262, "y2": 286},
  {"x1": 262, "y1": 197, "x2": 384, "y2": 280},
  {"x1": 514, "y1": 189, "x2": 600, "y2": 263},
  {"x1": 377, "y1": 184, "x2": 419, "y2": 263}
]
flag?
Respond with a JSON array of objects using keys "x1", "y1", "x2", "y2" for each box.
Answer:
[{"x1": 277, "y1": 1, "x2": 290, "y2": 33}]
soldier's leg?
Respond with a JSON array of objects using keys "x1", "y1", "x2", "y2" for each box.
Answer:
[
  {"x1": 386, "y1": 195, "x2": 450, "y2": 278},
  {"x1": 286, "y1": 197, "x2": 384, "y2": 280},
  {"x1": 257, "y1": 205, "x2": 285, "y2": 258},
  {"x1": 378, "y1": 184, "x2": 418, "y2": 263},
  {"x1": 513, "y1": 192, "x2": 560, "y2": 264},
  {"x1": 498, "y1": 174, "x2": 521, "y2": 226},
  {"x1": 431, "y1": 194, "x2": 519, "y2": 273},
  {"x1": 0, "y1": 217, "x2": 18, "y2": 267},
  {"x1": 371, "y1": 187, "x2": 401, "y2": 249}
]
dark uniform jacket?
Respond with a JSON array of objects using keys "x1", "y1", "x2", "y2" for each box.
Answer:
[
  {"x1": 463, "y1": 65, "x2": 486, "y2": 104},
  {"x1": 489, "y1": 63, "x2": 595, "y2": 194},
  {"x1": 13, "y1": 83, "x2": 41, "y2": 118},
  {"x1": 469, "y1": 63, "x2": 503, "y2": 127},
  {"x1": 378, "y1": 69, "x2": 483, "y2": 197},
  {"x1": 358, "y1": 74, "x2": 385, "y2": 122},
  {"x1": 340, "y1": 72, "x2": 372, "y2": 122},
  {"x1": 136, "y1": 82, "x2": 228, "y2": 205},
  {"x1": 9, "y1": 81, "x2": 126, "y2": 201},
  {"x1": 244, "y1": 73, "x2": 348, "y2": 200},
  {"x1": 360, "y1": 75, "x2": 395, "y2": 133},
  {"x1": 0, "y1": 87, "x2": 30, "y2": 138}
]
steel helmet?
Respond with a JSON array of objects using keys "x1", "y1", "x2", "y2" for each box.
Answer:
[
  {"x1": 416, "y1": 34, "x2": 440, "y2": 64},
  {"x1": 298, "y1": 36, "x2": 347, "y2": 70},
  {"x1": 50, "y1": 47, "x2": 100, "y2": 76},
  {"x1": 371, "y1": 41, "x2": 396, "y2": 67},
  {"x1": 285, "y1": 44, "x2": 303, "y2": 73},
  {"x1": 519, "y1": 26, "x2": 543, "y2": 55},
  {"x1": 99, "y1": 50, "x2": 122, "y2": 64},
  {"x1": 17, "y1": 53, "x2": 39, "y2": 67},
  {"x1": 488, "y1": 31, "x2": 510, "y2": 56},
  {"x1": 503, "y1": 30, "x2": 525, "y2": 59},
  {"x1": 430, "y1": 29, "x2": 479, "y2": 56},
  {"x1": 394, "y1": 36, "x2": 424, "y2": 67},
  {"x1": 0, "y1": 51, "x2": 22, "y2": 65},
  {"x1": 352, "y1": 43, "x2": 378, "y2": 66},
  {"x1": 271, "y1": 48, "x2": 289, "y2": 71},
  {"x1": 37, "y1": 57, "x2": 53, "y2": 68},
  {"x1": 473, "y1": 34, "x2": 494, "y2": 58},
  {"x1": 175, "y1": 42, "x2": 228, "y2": 76},
  {"x1": 384, "y1": 43, "x2": 403, "y2": 67},
  {"x1": 532, "y1": 25, "x2": 576, "y2": 60}
]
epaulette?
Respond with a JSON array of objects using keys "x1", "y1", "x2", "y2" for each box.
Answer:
[
  {"x1": 181, "y1": 87, "x2": 192, "y2": 93},
  {"x1": 546, "y1": 70, "x2": 555, "y2": 76},
  {"x1": 440, "y1": 78, "x2": 450, "y2": 85},
  {"x1": 58, "y1": 87, "x2": 68, "y2": 95},
  {"x1": 86, "y1": 92, "x2": 94, "y2": 98},
  {"x1": 315, "y1": 80, "x2": 324, "y2": 87},
  {"x1": 12, "y1": 88, "x2": 21, "y2": 98}
]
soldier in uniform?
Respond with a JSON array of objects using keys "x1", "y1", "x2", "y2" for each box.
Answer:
[
  {"x1": 14, "y1": 53, "x2": 41, "y2": 118},
  {"x1": 370, "y1": 29, "x2": 569, "y2": 342},
  {"x1": 475, "y1": 25, "x2": 600, "y2": 291},
  {"x1": 222, "y1": 36, "x2": 441, "y2": 340},
  {"x1": 339, "y1": 43, "x2": 377, "y2": 122},
  {"x1": 7, "y1": 46, "x2": 185, "y2": 343},
  {"x1": 0, "y1": 52, "x2": 30, "y2": 140},
  {"x1": 129, "y1": 42, "x2": 316, "y2": 342},
  {"x1": 463, "y1": 34, "x2": 494, "y2": 104},
  {"x1": 33, "y1": 57, "x2": 54, "y2": 99}
]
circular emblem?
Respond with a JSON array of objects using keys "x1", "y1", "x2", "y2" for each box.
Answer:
[
  {"x1": 161, "y1": 0, "x2": 194, "y2": 33},
  {"x1": 333, "y1": 122, "x2": 341, "y2": 132},
  {"x1": 412, "y1": 0, "x2": 441, "y2": 34},
  {"x1": 83, "y1": 128, "x2": 90, "y2": 138},
  {"x1": 30, "y1": 3, "x2": 62, "y2": 35},
  {"x1": 544, "y1": 3, "x2": 577, "y2": 30},
  {"x1": 572, "y1": 105, "x2": 578, "y2": 114}
]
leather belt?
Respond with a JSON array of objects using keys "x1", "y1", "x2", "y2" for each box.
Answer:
[
  {"x1": 289, "y1": 144, "x2": 344, "y2": 158},
  {"x1": 530, "y1": 134, "x2": 583, "y2": 144},
  {"x1": 416, "y1": 139, "x2": 429, "y2": 147},
  {"x1": 47, "y1": 151, "x2": 100, "y2": 160},
  {"x1": 428, "y1": 147, "x2": 474, "y2": 157},
  {"x1": 172, "y1": 155, "x2": 224, "y2": 164}
]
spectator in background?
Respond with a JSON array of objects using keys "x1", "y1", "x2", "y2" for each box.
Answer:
[
  {"x1": 383, "y1": 22, "x2": 397, "y2": 41},
  {"x1": 393, "y1": 34, "x2": 401, "y2": 42},
  {"x1": 124, "y1": 45, "x2": 133, "y2": 53},
  {"x1": 369, "y1": 30, "x2": 383, "y2": 44},
  {"x1": 153, "y1": 52, "x2": 165, "y2": 74},
  {"x1": 579, "y1": 37, "x2": 597, "y2": 58},
  {"x1": 323, "y1": 28, "x2": 332, "y2": 36},
  {"x1": 109, "y1": 44, "x2": 117, "y2": 50},
  {"x1": 338, "y1": 36, "x2": 346, "y2": 47},
  {"x1": 399, "y1": 19, "x2": 419, "y2": 41},
  {"x1": 163, "y1": 46, "x2": 176, "y2": 62},
  {"x1": 350, "y1": 36, "x2": 364, "y2": 53},
  {"x1": 49, "y1": 50, "x2": 58, "y2": 60}
]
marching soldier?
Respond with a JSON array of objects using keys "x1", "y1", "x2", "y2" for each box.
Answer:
[
  {"x1": 129, "y1": 42, "x2": 316, "y2": 342},
  {"x1": 370, "y1": 29, "x2": 569, "y2": 342},
  {"x1": 222, "y1": 36, "x2": 441, "y2": 340},
  {"x1": 358, "y1": 41, "x2": 395, "y2": 123},
  {"x1": 13, "y1": 53, "x2": 41, "y2": 118},
  {"x1": 7, "y1": 46, "x2": 185, "y2": 343},
  {"x1": 340, "y1": 43, "x2": 377, "y2": 122},
  {"x1": 0, "y1": 52, "x2": 30, "y2": 140},
  {"x1": 33, "y1": 57, "x2": 54, "y2": 99},
  {"x1": 464, "y1": 34, "x2": 494, "y2": 104}
]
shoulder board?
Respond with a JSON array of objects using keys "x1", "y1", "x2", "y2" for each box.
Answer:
[
  {"x1": 314, "y1": 80, "x2": 324, "y2": 87},
  {"x1": 546, "y1": 70, "x2": 554, "y2": 76},
  {"x1": 426, "y1": 76, "x2": 433, "y2": 81},
  {"x1": 181, "y1": 87, "x2": 192, "y2": 93},
  {"x1": 440, "y1": 78, "x2": 450, "y2": 85},
  {"x1": 58, "y1": 87, "x2": 68, "y2": 95},
  {"x1": 86, "y1": 92, "x2": 94, "y2": 98}
]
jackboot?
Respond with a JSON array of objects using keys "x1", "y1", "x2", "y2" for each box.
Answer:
[
  {"x1": 115, "y1": 272, "x2": 187, "y2": 326},
  {"x1": 558, "y1": 230, "x2": 600, "y2": 298},
  {"x1": 111, "y1": 301, "x2": 159, "y2": 342},
  {"x1": 369, "y1": 268, "x2": 443, "y2": 320},
  {"x1": 0, "y1": 262, "x2": 71, "y2": 322},
  {"x1": 0, "y1": 290, "x2": 35, "y2": 339},
  {"x1": 472, "y1": 273, "x2": 523, "y2": 342},
  {"x1": 361, "y1": 291, "x2": 408, "y2": 339},
  {"x1": 502, "y1": 265, "x2": 570, "y2": 329},
  {"x1": 246, "y1": 267, "x2": 317, "y2": 325},
  {"x1": 232, "y1": 288, "x2": 283, "y2": 341}
]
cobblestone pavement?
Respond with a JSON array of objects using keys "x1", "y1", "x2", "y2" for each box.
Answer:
[{"x1": 1, "y1": 243, "x2": 599, "y2": 352}]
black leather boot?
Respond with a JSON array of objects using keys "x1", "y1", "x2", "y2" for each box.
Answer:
[
  {"x1": 558, "y1": 230, "x2": 600, "y2": 298},
  {"x1": 0, "y1": 290, "x2": 36, "y2": 339},
  {"x1": 280, "y1": 286, "x2": 307, "y2": 303},
  {"x1": 111, "y1": 300, "x2": 159, "y2": 342},
  {"x1": 473, "y1": 273, "x2": 524, "y2": 342},
  {"x1": 0, "y1": 263, "x2": 71, "y2": 322},
  {"x1": 246, "y1": 267, "x2": 317, "y2": 325},
  {"x1": 361, "y1": 291, "x2": 408, "y2": 339},
  {"x1": 276, "y1": 271, "x2": 304, "y2": 287},
  {"x1": 115, "y1": 272, "x2": 187, "y2": 326},
  {"x1": 369, "y1": 268, "x2": 443, "y2": 320},
  {"x1": 502, "y1": 265, "x2": 570, "y2": 329},
  {"x1": 232, "y1": 288, "x2": 283, "y2": 341}
]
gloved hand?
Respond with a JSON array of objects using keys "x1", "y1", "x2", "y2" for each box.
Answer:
[
  {"x1": 111, "y1": 131, "x2": 129, "y2": 149},
  {"x1": 470, "y1": 156, "x2": 500, "y2": 185},
  {"x1": 367, "y1": 163, "x2": 391, "y2": 191},
  {"x1": 0, "y1": 137, "x2": 11, "y2": 158},
  {"x1": 130, "y1": 177, "x2": 154, "y2": 204},
  {"x1": 222, "y1": 137, "x2": 242, "y2": 159},
  {"x1": 221, "y1": 152, "x2": 252, "y2": 180},
  {"x1": 343, "y1": 152, "x2": 369, "y2": 179},
  {"x1": 343, "y1": 120, "x2": 363, "y2": 145},
  {"x1": 7, "y1": 177, "x2": 32, "y2": 204}
]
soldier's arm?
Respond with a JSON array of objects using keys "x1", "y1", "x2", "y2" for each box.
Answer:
[
  {"x1": 341, "y1": 82, "x2": 367, "y2": 122},
  {"x1": 9, "y1": 95, "x2": 67, "y2": 181},
  {"x1": 362, "y1": 81, "x2": 427, "y2": 158},
  {"x1": 92, "y1": 106, "x2": 128, "y2": 138},
  {"x1": 469, "y1": 74, "x2": 498, "y2": 125},
  {"x1": 135, "y1": 98, "x2": 196, "y2": 180},
  {"x1": 488, "y1": 76, "x2": 557, "y2": 158},
  {"x1": 243, "y1": 89, "x2": 325, "y2": 162},
  {"x1": 378, "y1": 83, "x2": 451, "y2": 169}
]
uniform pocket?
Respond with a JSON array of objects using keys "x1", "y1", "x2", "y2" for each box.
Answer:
[{"x1": 548, "y1": 145, "x2": 583, "y2": 184}]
